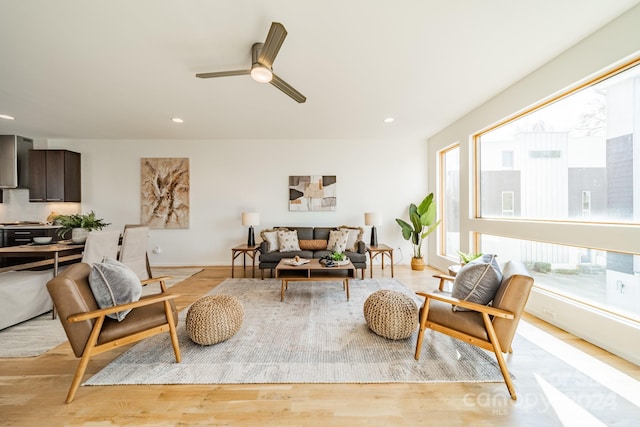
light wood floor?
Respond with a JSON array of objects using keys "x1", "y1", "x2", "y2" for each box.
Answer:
[{"x1": 1, "y1": 265, "x2": 639, "y2": 426}]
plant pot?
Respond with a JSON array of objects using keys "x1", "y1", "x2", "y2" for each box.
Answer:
[
  {"x1": 71, "y1": 228, "x2": 89, "y2": 244},
  {"x1": 411, "y1": 257, "x2": 425, "y2": 271}
]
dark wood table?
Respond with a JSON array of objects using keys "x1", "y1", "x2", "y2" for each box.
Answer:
[{"x1": 0, "y1": 243, "x2": 84, "y2": 275}]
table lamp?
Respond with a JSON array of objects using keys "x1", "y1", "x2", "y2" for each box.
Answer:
[
  {"x1": 364, "y1": 212, "x2": 382, "y2": 247},
  {"x1": 242, "y1": 212, "x2": 260, "y2": 246}
]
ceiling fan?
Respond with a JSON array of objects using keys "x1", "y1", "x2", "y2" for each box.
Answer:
[{"x1": 196, "y1": 22, "x2": 306, "y2": 103}]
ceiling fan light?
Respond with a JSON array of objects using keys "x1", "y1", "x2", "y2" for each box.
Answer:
[{"x1": 251, "y1": 65, "x2": 273, "y2": 83}]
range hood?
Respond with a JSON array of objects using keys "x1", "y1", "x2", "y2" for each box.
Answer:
[{"x1": 0, "y1": 135, "x2": 33, "y2": 188}]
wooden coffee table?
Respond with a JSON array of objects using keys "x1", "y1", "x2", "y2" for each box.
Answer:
[{"x1": 275, "y1": 258, "x2": 356, "y2": 301}]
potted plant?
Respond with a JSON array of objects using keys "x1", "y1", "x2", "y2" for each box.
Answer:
[
  {"x1": 457, "y1": 250, "x2": 482, "y2": 265},
  {"x1": 55, "y1": 211, "x2": 110, "y2": 243},
  {"x1": 395, "y1": 193, "x2": 441, "y2": 270}
]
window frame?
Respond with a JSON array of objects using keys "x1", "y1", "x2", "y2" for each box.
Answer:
[
  {"x1": 467, "y1": 56, "x2": 640, "y2": 321},
  {"x1": 438, "y1": 143, "x2": 461, "y2": 259},
  {"x1": 473, "y1": 56, "x2": 640, "y2": 224}
]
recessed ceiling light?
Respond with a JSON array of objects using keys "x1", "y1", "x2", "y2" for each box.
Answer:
[
  {"x1": 171, "y1": 117, "x2": 184, "y2": 123},
  {"x1": 0, "y1": 114, "x2": 15, "y2": 120},
  {"x1": 383, "y1": 117, "x2": 394, "y2": 123}
]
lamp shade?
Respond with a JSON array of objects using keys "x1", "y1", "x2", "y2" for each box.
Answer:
[
  {"x1": 241, "y1": 212, "x2": 260, "y2": 226},
  {"x1": 364, "y1": 212, "x2": 382, "y2": 226}
]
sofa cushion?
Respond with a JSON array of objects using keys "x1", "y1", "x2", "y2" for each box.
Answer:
[
  {"x1": 313, "y1": 227, "x2": 333, "y2": 240},
  {"x1": 260, "y1": 227, "x2": 288, "y2": 252},
  {"x1": 344, "y1": 251, "x2": 367, "y2": 263},
  {"x1": 451, "y1": 254, "x2": 503, "y2": 312},
  {"x1": 277, "y1": 230, "x2": 301, "y2": 252},
  {"x1": 88, "y1": 257, "x2": 142, "y2": 321},
  {"x1": 287, "y1": 227, "x2": 314, "y2": 240},
  {"x1": 339, "y1": 226, "x2": 364, "y2": 251},
  {"x1": 327, "y1": 229, "x2": 349, "y2": 253},
  {"x1": 299, "y1": 239, "x2": 328, "y2": 250},
  {"x1": 313, "y1": 250, "x2": 367, "y2": 264},
  {"x1": 261, "y1": 250, "x2": 314, "y2": 263}
]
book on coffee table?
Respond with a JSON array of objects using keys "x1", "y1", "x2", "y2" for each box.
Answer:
[{"x1": 283, "y1": 258, "x2": 310, "y2": 266}]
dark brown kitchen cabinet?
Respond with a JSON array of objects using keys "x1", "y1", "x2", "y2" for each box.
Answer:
[
  {"x1": 0, "y1": 227, "x2": 60, "y2": 267},
  {"x1": 28, "y1": 150, "x2": 81, "y2": 202}
]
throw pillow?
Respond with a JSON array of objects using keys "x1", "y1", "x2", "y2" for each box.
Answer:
[
  {"x1": 327, "y1": 229, "x2": 349, "y2": 253},
  {"x1": 277, "y1": 230, "x2": 301, "y2": 252},
  {"x1": 299, "y1": 239, "x2": 328, "y2": 250},
  {"x1": 451, "y1": 254, "x2": 503, "y2": 312},
  {"x1": 339, "y1": 226, "x2": 364, "y2": 251},
  {"x1": 88, "y1": 256, "x2": 143, "y2": 321},
  {"x1": 260, "y1": 228, "x2": 288, "y2": 252}
]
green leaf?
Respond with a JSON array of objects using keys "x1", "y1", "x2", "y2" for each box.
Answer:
[
  {"x1": 410, "y1": 211, "x2": 422, "y2": 235},
  {"x1": 416, "y1": 193, "x2": 434, "y2": 216},
  {"x1": 395, "y1": 219, "x2": 413, "y2": 241},
  {"x1": 420, "y1": 202, "x2": 437, "y2": 227},
  {"x1": 420, "y1": 220, "x2": 441, "y2": 239}
]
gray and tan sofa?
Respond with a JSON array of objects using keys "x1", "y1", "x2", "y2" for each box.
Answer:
[{"x1": 258, "y1": 226, "x2": 367, "y2": 278}]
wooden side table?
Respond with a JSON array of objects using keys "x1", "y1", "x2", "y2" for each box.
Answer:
[
  {"x1": 231, "y1": 244, "x2": 260, "y2": 278},
  {"x1": 367, "y1": 244, "x2": 394, "y2": 278}
]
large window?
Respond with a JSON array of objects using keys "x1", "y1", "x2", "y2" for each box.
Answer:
[
  {"x1": 481, "y1": 234, "x2": 640, "y2": 321},
  {"x1": 478, "y1": 63, "x2": 640, "y2": 224},
  {"x1": 440, "y1": 145, "x2": 460, "y2": 258},
  {"x1": 474, "y1": 60, "x2": 640, "y2": 319}
]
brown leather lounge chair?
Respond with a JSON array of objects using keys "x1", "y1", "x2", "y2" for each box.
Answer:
[
  {"x1": 414, "y1": 260, "x2": 534, "y2": 400},
  {"x1": 47, "y1": 262, "x2": 182, "y2": 403}
]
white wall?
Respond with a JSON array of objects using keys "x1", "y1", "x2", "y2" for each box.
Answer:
[
  {"x1": 426, "y1": 5, "x2": 640, "y2": 365},
  {"x1": 22, "y1": 138, "x2": 427, "y2": 266}
]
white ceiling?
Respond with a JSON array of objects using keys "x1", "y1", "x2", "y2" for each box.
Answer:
[{"x1": 1, "y1": 0, "x2": 639, "y2": 141}]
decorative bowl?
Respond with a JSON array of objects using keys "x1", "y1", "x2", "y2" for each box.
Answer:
[
  {"x1": 320, "y1": 257, "x2": 350, "y2": 267},
  {"x1": 33, "y1": 236, "x2": 53, "y2": 244}
]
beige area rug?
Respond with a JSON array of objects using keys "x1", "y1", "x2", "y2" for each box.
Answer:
[
  {"x1": 84, "y1": 278, "x2": 508, "y2": 385},
  {"x1": 0, "y1": 267, "x2": 203, "y2": 358}
]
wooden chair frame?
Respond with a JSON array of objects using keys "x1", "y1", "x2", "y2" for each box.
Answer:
[
  {"x1": 61, "y1": 276, "x2": 181, "y2": 403},
  {"x1": 415, "y1": 274, "x2": 520, "y2": 400}
]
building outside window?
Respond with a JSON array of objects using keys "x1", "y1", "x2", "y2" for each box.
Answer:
[
  {"x1": 501, "y1": 191, "x2": 514, "y2": 216},
  {"x1": 582, "y1": 190, "x2": 592, "y2": 217},
  {"x1": 476, "y1": 61, "x2": 640, "y2": 319},
  {"x1": 502, "y1": 150, "x2": 514, "y2": 168}
]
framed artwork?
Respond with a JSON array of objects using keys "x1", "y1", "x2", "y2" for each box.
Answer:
[
  {"x1": 140, "y1": 158, "x2": 190, "y2": 229},
  {"x1": 289, "y1": 175, "x2": 336, "y2": 211}
]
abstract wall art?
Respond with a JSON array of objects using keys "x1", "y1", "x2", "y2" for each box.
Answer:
[
  {"x1": 141, "y1": 158, "x2": 190, "y2": 228},
  {"x1": 289, "y1": 175, "x2": 336, "y2": 211}
]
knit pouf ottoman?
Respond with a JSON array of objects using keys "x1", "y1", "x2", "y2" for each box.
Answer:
[
  {"x1": 363, "y1": 289, "x2": 418, "y2": 340},
  {"x1": 186, "y1": 295, "x2": 244, "y2": 345}
]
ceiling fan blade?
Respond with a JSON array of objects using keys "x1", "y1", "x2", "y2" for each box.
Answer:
[
  {"x1": 270, "y1": 74, "x2": 306, "y2": 103},
  {"x1": 258, "y1": 22, "x2": 287, "y2": 68},
  {"x1": 195, "y1": 69, "x2": 250, "y2": 78}
]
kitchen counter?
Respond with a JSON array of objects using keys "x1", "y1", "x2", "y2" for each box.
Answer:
[
  {"x1": 0, "y1": 224, "x2": 61, "y2": 229},
  {"x1": 0, "y1": 225, "x2": 63, "y2": 255}
]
